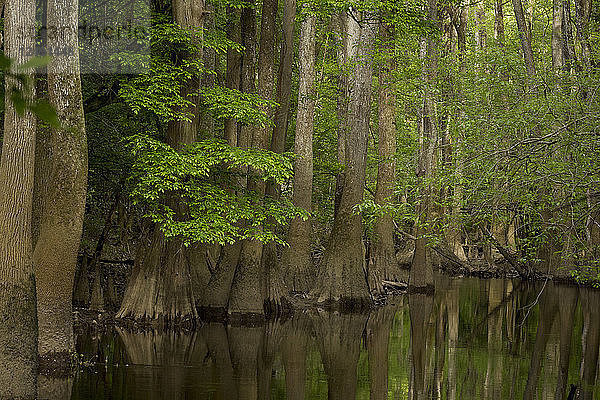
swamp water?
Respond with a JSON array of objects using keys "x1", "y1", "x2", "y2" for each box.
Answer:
[{"x1": 59, "y1": 276, "x2": 600, "y2": 399}]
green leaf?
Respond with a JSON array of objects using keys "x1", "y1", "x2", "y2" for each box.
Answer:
[
  {"x1": 16, "y1": 56, "x2": 52, "y2": 71},
  {"x1": 30, "y1": 100, "x2": 61, "y2": 128},
  {"x1": 10, "y1": 92, "x2": 26, "y2": 115}
]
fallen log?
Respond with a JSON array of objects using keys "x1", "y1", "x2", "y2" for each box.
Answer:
[{"x1": 482, "y1": 225, "x2": 530, "y2": 279}]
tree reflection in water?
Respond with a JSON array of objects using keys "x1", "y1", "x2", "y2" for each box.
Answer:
[{"x1": 68, "y1": 276, "x2": 600, "y2": 399}]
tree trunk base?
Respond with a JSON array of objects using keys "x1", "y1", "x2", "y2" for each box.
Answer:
[
  {"x1": 198, "y1": 242, "x2": 241, "y2": 309},
  {"x1": 311, "y1": 235, "x2": 372, "y2": 310},
  {"x1": 0, "y1": 281, "x2": 38, "y2": 400},
  {"x1": 116, "y1": 228, "x2": 198, "y2": 327}
]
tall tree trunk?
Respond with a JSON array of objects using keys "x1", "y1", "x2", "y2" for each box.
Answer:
[
  {"x1": 553, "y1": 0, "x2": 566, "y2": 68},
  {"x1": 494, "y1": 0, "x2": 505, "y2": 44},
  {"x1": 368, "y1": 21, "x2": 402, "y2": 296},
  {"x1": 411, "y1": 0, "x2": 439, "y2": 290},
  {"x1": 201, "y1": 3, "x2": 256, "y2": 314},
  {"x1": 475, "y1": 3, "x2": 487, "y2": 49},
  {"x1": 270, "y1": 0, "x2": 296, "y2": 165},
  {"x1": 333, "y1": 13, "x2": 360, "y2": 218},
  {"x1": 198, "y1": 241, "x2": 242, "y2": 312},
  {"x1": 229, "y1": 0, "x2": 278, "y2": 316},
  {"x1": 446, "y1": 4, "x2": 468, "y2": 263},
  {"x1": 117, "y1": 0, "x2": 205, "y2": 324},
  {"x1": 34, "y1": 0, "x2": 87, "y2": 362},
  {"x1": 32, "y1": 77, "x2": 52, "y2": 250},
  {"x1": 562, "y1": 0, "x2": 576, "y2": 64},
  {"x1": 223, "y1": 6, "x2": 242, "y2": 146},
  {"x1": 512, "y1": 0, "x2": 536, "y2": 75},
  {"x1": 313, "y1": 10, "x2": 375, "y2": 307},
  {"x1": 280, "y1": 11, "x2": 316, "y2": 293},
  {"x1": 574, "y1": 0, "x2": 592, "y2": 67},
  {"x1": 263, "y1": 0, "x2": 296, "y2": 295},
  {"x1": 198, "y1": 5, "x2": 244, "y2": 314},
  {"x1": 0, "y1": 0, "x2": 38, "y2": 395},
  {"x1": 73, "y1": 255, "x2": 90, "y2": 306},
  {"x1": 198, "y1": 0, "x2": 215, "y2": 137}
]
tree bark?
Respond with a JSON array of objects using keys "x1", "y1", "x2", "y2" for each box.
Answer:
[
  {"x1": 368, "y1": 21, "x2": 402, "y2": 296},
  {"x1": 0, "y1": 0, "x2": 39, "y2": 394},
  {"x1": 512, "y1": 0, "x2": 536, "y2": 75},
  {"x1": 552, "y1": 0, "x2": 566, "y2": 68},
  {"x1": 117, "y1": 0, "x2": 205, "y2": 324},
  {"x1": 270, "y1": 0, "x2": 296, "y2": 161},
  {"x1": 313, "y1": 10, "x2": 375, "y2": 307},
  {"x1": 224, "y1": 6, "x2": 242, "y2": 146},
  {"x1": 262, "y1": 0, "x2": 296, "y2": 299},
  {"x1": 475, "y1": 2, "x2": 487, "y2": 50},
  {"x1": 33, "y1": 1, "x2": 88, "y2": 354},
  {"x1": 32, "y1": 78, "x2": 52, "y2": 250},
  {"x1": 280, "y1": 11, "x2": 316, "y2": 293},
  {"x1": 494, "y1": 0, "x2": 505, "y2": 44},
  {"x1": 37, "y1": 376, "x2": 72, "y2": 400},
  {"x1": 446, "y1": 5, "x2": 468, "y2": 263},
  {"x1": 203, "y1": 3, "x2": 256, "y2": 315},
  {"x1": 229, "y1": 0, "x2": 278, "y2": 315},
  {"x1": 574, "y1": 0, "x2": 592, "y2": 67},
  {"x1": 73, "y1": 255, "x2": 90, "y2": 306},
  {"x1": 333, "y1": 13, "x2": 360, "y2": 218},
  {"x1": 411, "y1": 0, "x2": 439, "y2": 290},
  {"x1": 198, "y1": 241, "x2": 242, "y2": 311},
  {"x1": 88, "y1": 260, "x2": 104, "y2": 312},
  {"x1": 198, "y1": 4, "x2": 245, "y2": 314}
]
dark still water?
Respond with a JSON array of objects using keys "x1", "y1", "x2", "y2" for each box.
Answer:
[{"x1": 63, "y1": 277, "x2": 599, "y2": 399}]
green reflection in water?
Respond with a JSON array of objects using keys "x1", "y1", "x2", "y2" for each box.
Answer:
[{"x1": 69, "y1": 276, "x2": 600, "y2": 399}]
